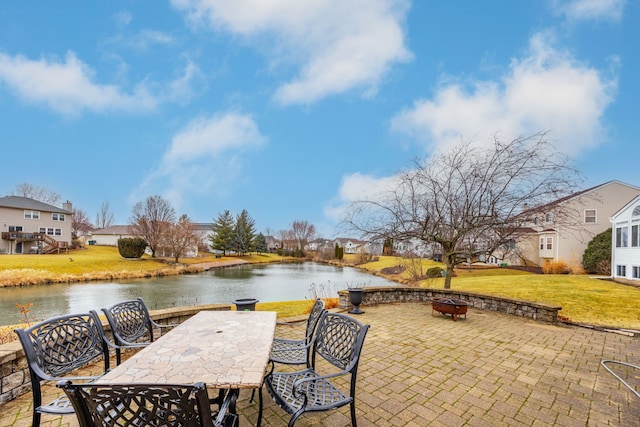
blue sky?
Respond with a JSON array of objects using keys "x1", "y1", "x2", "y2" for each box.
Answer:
[{"x1": 0, "y1": 0, "x2": 637, "y2": 237}]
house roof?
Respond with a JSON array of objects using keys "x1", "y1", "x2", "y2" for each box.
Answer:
[
  {"x1": 92, "y1": 225, "x2": 133, "y2": 235},
  {"x1": 520, "y1": 180, "x2": 640, "y2": 216},
  {"x1": 610, "y1": 194, "x2": 640, "y2": 220},
  {"x1": 0, "y1": 195, "x2": 71, "y2": 214}
]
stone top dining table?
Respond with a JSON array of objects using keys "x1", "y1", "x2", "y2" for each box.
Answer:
[{"x1": 99, "y1": 310, "x2": 277, "y2": 389}]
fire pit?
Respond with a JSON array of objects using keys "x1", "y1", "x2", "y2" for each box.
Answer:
[{"x1": 431, "y1": 298, "x2": 468, "y2": 321}]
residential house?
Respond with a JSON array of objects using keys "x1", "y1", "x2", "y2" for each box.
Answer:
[
  {"x1": 333, "y1": 238, "x2": 370, "y2": 255},
  {"x1": 610, "y1": 194, "x2": 640, "y2": 282},
  {"x1": 90, "y1": 225, "x2": 134, "y2": 246},
  {"x1": 502, "y1": 181, "x2": 640, "y2": 271},
  {"x1": 0, "y1": 196, "x2": 73, "y2": 254},
  {"x1": 90, "y1": 222, "x2": 212, "y2": 258}
]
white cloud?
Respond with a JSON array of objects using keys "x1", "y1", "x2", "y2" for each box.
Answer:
[
  {"x1": 551, "y1": 0, "x2": 625, "y2": 22},
  {"x1": 166, "y1": 60, "x2": 205, "y2": 104},
  {"x1": 135, "y1": 112, "x2": 266, "y2": 212},
  {"x1": 390, "y1": 33, "x2": 617, "y2": 156},
  {"x1": 0, "y1": 51, "x2": 157, "y2": 115},
  {"x1": 171, "y1": 0, "x2": 412, "y2": 105},
  {"x1": 324, "y1": 172, "x2": 401, "y2": 223},
  {"x1": 330, "y1": 33, "x2": 618, "y2": 221}
]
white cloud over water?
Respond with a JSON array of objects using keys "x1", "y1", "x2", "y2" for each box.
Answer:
[
  {"x1": 0, "y1": 51, "x2": 157, "y2": 115},
  {"x1": 134, "y1": 112, "x2": 266, "y2": 212},
  {"x1": 172, "y1": 0, "x2": 412, "y2": 105}
]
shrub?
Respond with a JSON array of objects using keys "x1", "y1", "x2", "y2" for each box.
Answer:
[
  {"x1": 542, "y1": 261, "x2": 571, "y2": 274},
  {"x1": 117, "y1": 237, "x2": 148, "y2": 258},
  {"x1": 582, "y1": 228, "x2": 612, "y2": 274},
  {"x1": 426, "y1": 266, "x2": 444, "y2": 278}
]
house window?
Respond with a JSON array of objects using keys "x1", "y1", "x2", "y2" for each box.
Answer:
[
  {"x1": 617, "y1": 265, "x2": 627, "y2": 277},
  {"x1": 584, "y1": 209, "x2": 596, "y2": 223},
  {"x1": 633, "y1": 266, "x2": 640, "y2": 279},
  {"x1": 632, "y1": 224, "x2": 640, "y2": 247},
  {"x1": 52, "y1": 213, "x2": 66, "y2": 222},
  {"x1": 546, "y1": 237, "x2": 553, "y2": 250},
  {"x1": 539, "y1": 237, "x2": 544, "y2": 250},
  {"x1": 55, "y1": 228, "x2": 61, "y2": 236},
  {"x1": 545, "y1": 213, "x2": 554, "y2": 222},
  {"x1": 8, "y1": 226, "x2": 23, "y2": 232},
  {"x1": 633, "y1": 205, "x2": 640, "y2": 216},
  {"x1": 39, "y1": 227, "x2": 46, "y2": 233},
  {"x1": 616, "y1": 226, "x2": 628, "y2": 248},
  {"x1": 24, "y1": 210, "x2": 40, "y2": 220}
]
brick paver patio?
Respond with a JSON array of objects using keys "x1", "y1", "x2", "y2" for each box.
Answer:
[{"x1": 1, "y1": 303, "x2": 638, "y2": 426}]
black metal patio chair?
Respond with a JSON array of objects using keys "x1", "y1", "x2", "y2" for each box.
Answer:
[
  {"x1": 101, "y1": 297, "x2": 178, "y2": 364},
  {"x1": 250, "y1": 298, "x2": 326, "y2": 404},
  {"x1": 270, "y1": 298, "x2": 326, "y2": 367},
  {"x1": 56, "y1": 381, "x2": 237, "y2": 427},
  {"x1": 14, "y1": 311, "x2": 123, "y2": 427},
  {"x1": 262, "y1": 311, "x2": 370, "y2": 427}
]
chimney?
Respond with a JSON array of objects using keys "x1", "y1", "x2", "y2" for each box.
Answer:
[{"x1": 62, "y1": 200, "x2": 73, "y2": 212}]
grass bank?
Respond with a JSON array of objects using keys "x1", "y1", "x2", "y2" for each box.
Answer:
[
  {"x1": 0, "y1": 245, "x2": 285, "y2": 287},
  {"x1": 2, "y1": 249, "x2": 639, "y2": 331}
]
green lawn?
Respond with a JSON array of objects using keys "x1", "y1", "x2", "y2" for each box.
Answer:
[{"x1": 415, "y1": 271, "x2": 640, "y2": 329}]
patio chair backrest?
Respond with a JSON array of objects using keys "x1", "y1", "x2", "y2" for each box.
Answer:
[
  {"x1": 102, "y1": 298, "x2": 155, "y2": 345},
  {"x1": 312, "y1": 312, "x2": 369, "y2": 373},
  {"x1": 15, "y1": 311, "x2": 110, "y2": 379},
  {"x1": 304, "y1": 298, "x2": 326, "y2": 341},
  {"x1": 57, "y1": 381, "x2": 218, "y2": 427}
]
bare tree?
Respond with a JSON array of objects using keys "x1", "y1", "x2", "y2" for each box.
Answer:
[
  {"x1": 291, "y1": 220, "x2": 316, "y2": 252},
  {"x1": 164, "y1": 214, "x2": 198, "y2": 263},
  {"x1": 278, "y1": 229, "x2": 294, "y2": 252},
  {"x1": 343, "y1": 132, "x2": 582, "y2": 289},
  {"x1": 13, "y1": 182, "x2": 61, "y2": 205},
  {"x1": 72, "y1": 208, "x2": 94, "y2": 238},
  {"x1": 95, "y1": 201, "x2": 115, "y2": 229},
  {"x1": 130, "y1": 195, "x2": 176, "y2": 257}
]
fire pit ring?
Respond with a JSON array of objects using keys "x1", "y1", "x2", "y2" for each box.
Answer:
[{"x1": 431, "y1": 298, "x2": 468, "y2": 321}]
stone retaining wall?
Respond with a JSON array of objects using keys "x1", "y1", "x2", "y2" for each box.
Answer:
[
  {"x1": 338, "y1": 287, "x2": 561, "y2": 323},
  {"x1": 0, "y1": 304, "x2": 231, "y2": 406}
]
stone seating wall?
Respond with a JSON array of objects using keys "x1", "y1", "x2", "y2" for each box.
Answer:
[
  {"x1": 338, "y1": 286, "x2": 561, "y2": 323},
  {"x1": 0, "y1": 304, "x2": 232, "y2": 406}
]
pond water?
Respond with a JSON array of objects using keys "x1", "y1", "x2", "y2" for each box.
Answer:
[{"x1": 0, "y1": 262, "x2": 396, "y2": 326}]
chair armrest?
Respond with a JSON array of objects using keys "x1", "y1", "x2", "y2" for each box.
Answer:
[
  {"x1": 149, "y1": 318, "x2": 180, "y2": 329},
  {"x1": 291, "y1": 369, "x2": 348, "y2": 398},
  {"x1": 276, "y1": 319, "x2": 306, "y2": 327}
]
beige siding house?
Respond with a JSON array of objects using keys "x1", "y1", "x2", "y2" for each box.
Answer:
[
  {"x1": 0, "y1": 196, "x2": 73, "y2": 254},
  {"x1": 610, "y1": 195, "x2": 640, "y2": 282},
  {"x1": 505, "y1": 181, "x2": 640, "y2": 271},
  {"x1": 90, "y1": 225, "x2": 134, "y2": 246},
  {"x1": 91, "y1": 223, "x2": 212, "y2": 258}
]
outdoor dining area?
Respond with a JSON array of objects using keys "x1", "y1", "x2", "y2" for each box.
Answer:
[{"x1": 3, "y1": 298, "x2": 640, "y2": 426}]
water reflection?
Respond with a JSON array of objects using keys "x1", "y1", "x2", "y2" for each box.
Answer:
[{"x1": 0, "y1": 262, "x2": 395, "y2": 325}]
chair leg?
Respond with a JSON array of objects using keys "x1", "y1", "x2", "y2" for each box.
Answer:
[{"x1": 350, "y1": 400, "x2": 357, "y2": 427}]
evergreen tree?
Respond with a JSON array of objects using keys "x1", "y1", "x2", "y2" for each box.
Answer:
[
  {"x1": 582, "y1": 228, "x2": 612, "y2": 274},
  {"x1": 232, "y1": 209, "x2": 256, "y2": 255},
  {"x1": 209, "y1": 210, "x2": 235, "y2": 255},
  {"x1": 255, "y1": 233, "x2": 268, "y2": 253}
]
